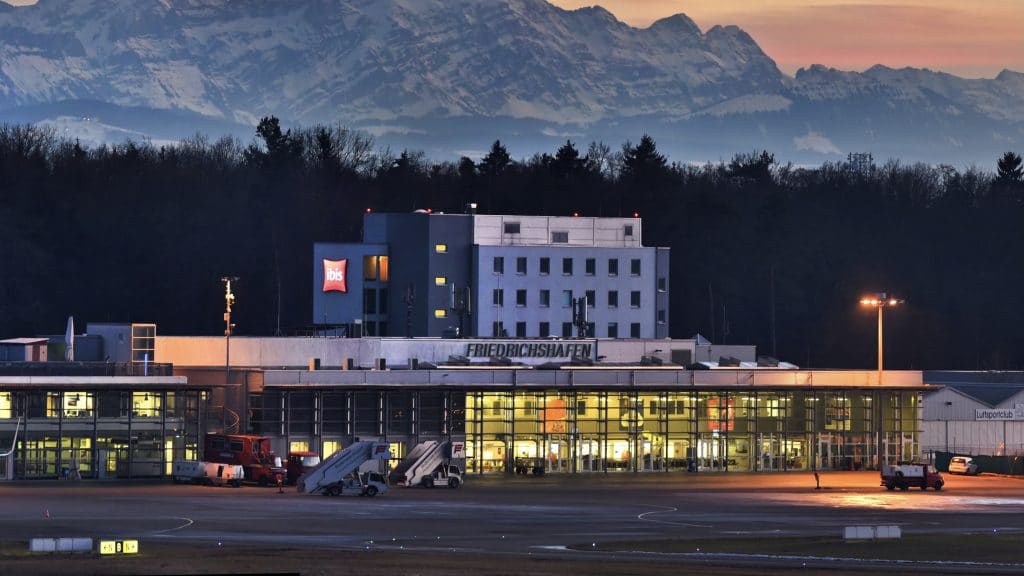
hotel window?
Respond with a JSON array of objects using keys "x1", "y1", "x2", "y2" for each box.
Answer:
[
  {"x1": 561, "y1": 290, "x2": 573, "y2": 307},
  {"x1": 562, "y1": 322, "x2": 573, "y2": 338},
  {"x1": 492, "y1": 321, "x2": 505, "y2": 337},
  {"x1": 493, "y1": 288, "x2": 504, "y2": 307},
  {"x1": 363, "y1": 255, "x2": 378, "y2": 280},
  {"x1": 562, "y1": 258, "x2": 573, "y2": 275},
  {"x1": 539, "y1": 290, "x2": 550, "y2": 307},
  {"x1": 585, "y1": 290, "x2": 595, "y2": 307},
  {"x1": 630, "y1": 291, "x2": 641, "y2": 308},
  {"x1": 624, "y1": 224, "x2": 634, "y2": 237},
  {"x1": 608, "y1": 290, "x2": 618, "y2": 308},
  {"x1": 504, "y1": 222, "x2": 521, "y2": 234},
  {"x1": 363, "y1": 288, "x2": 377, "y2": 314},
  {"x1": 658, "y1": 309, "x2": 666, "y2": 324},
  {"x1": 608, "y1": 258, "x2": 618, "y2": 276},
  {"x1": 435, "y1": 276, "x2": 447, "y2": 286},
  {"x1": 658, "y1": 277, "x2": 667, "y2": 292},
  {"x1": 515, "y1": 322, "x2": 527, "y2": 338},
  {"x1": 516, "y1": 257, "x2": 527, "y2": 275},
  {"x1": 516, "y1": 289, "x2": 527, "y2": 307},
  {"x1": 585, "y1": 258, "x2": 595, "y2": 276},
  {"x1": 539, "y1": 322, "x2": 550, "y2": 337},
  {"x1": 630, "y1": 323, "x2": 641, "y2": 338},
  {"x1": 540, "y1": 257, "x2": 550, "y2": 275},
  {"x1": 607, "y1": 322, "x2": 618, "y2": 338},
  {"x1": 434, "y1": 309, "x2": 447, "y2": 318},
  {"x1": 552, "y1": 231, "x2": 569, "y2": 243},
  {"x1": 493, "y1": 256, "x2": 504, "y2": 275},
  {"x1": 435, "y1": 244, "x2": 447, "y2": 253},
  {"x1": 631, "y1": 258, "x2": 641, "y2": 276},
  {"x1": 363, "y1": 255, "x2": 390, "y2": 282}
]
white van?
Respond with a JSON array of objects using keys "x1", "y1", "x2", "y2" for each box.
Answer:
[{"x1": 948, "y1": 456, "x2": 978, "y2": 475}]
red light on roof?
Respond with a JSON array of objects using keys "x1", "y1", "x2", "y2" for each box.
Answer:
[
  {"x1": 365, "y1": 208, "x2": 372, "y2": 213},
  {"x1": 426, "y1": 208, "x2": 433, "y2": 214},
  {"x1": 573, "y1": 212, "x2": 579, "y2": 217},
  {"x1": 633, "y1": 212, "x2": 639, "y2": 218}
]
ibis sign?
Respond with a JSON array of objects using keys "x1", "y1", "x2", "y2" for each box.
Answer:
[{"x1": 322, "y1": 259, "x2": 348, "y2": 293}]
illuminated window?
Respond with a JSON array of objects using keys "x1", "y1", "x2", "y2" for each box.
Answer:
[
  {"x1": 0, "y1": 392, "x2": 12, "y2": 419},
  {"x1": 435, "y1": 244, "x2": 447, "y2": 253},
  {"x1": 434, "y1": 309, "x2": 447, "y2": 318},
  {"x1": 132, "y1": 392, "x2": 162, "y2": 418},
  {"x1": 363, "y1": 255, "x2": 389, "y2": 282},
  {"x1": 53, "y1": 391, "x2": 93, "y2": 418},
  {"x1": 363, "y1": 256, "x2": 378, "y2": 281},
  {"x1": 435, "y1": 276, "x2": 447, "y2": 286}
]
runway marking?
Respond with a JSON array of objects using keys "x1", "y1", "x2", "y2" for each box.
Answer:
[
  {"x1": 151, "y1": 517, "x2": 194, "y2": 535},
  {"x1": 636, "y1": 504, "x2": 712, "y2": 528}
]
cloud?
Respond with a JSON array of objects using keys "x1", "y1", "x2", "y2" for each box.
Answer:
[{"x1": 793, "y1": 131, "x2": 841, "y2": 155}]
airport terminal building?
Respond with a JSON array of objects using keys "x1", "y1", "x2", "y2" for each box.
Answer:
[{"x1": 0, "y1": 213, "x2": 937, "y2": 479}]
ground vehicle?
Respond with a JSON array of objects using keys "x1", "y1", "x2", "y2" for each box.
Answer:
[
  {"x1": 204, "y1": 433, "x2": 286, "y2": 486},
  {"x1": 881, "y1": 463, "x2": 944, "y2": 491},
  {"x1": 286, "y1": 451, "x2": 321, "y2": 485},
  {"x1": 948, "y1": 456, "x2": 978, "y2": 475},
  {"x1": 172, "y1": 460, "x2": 244, "y2": 487},
  {"x1": 297, "y1": 441, "x2": 390, "y2": 496},
  {"x1": 390, "y1": 441, "x2": 463, "y2": 488}
]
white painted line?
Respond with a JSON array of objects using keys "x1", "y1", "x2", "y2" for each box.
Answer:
[{"x1": 636, "y1": 505, "x2": 713, "y2": 528}]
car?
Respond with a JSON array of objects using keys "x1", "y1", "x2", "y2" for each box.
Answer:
[{"x1": 948, "y1": 456, "x2": 978, "y2": 475}]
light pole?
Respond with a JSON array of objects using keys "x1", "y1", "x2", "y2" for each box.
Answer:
[
  {"x1": 221, "y1": 277, "x2": 238, "y2": 377},
  {"x1": 859, "y1": 292, "x2": 903, "y2": 385}
]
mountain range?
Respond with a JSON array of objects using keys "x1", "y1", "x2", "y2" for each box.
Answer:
[{"x1": 0, "y1": 0, "x2": 1021, "y2": 164}]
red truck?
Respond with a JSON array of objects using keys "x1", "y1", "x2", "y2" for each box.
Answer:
[
  {"x1": 880, "y1": 463, "x2": 944, "y2": 491},
  {"x1": 286, "y1": 451, "x2": 321, "y2": 485},
  {"x1": 204, "y1": 433, "x2": 286, "y2": 486}
]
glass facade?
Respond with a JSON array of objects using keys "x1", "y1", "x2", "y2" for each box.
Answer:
[
  {"x1": 463, "y1": 389, "x2": 920, "y2": 473},
  {"x1": 251, "y1": 385, "x2": 920, "y2": 476},
  {"x1": 1, "y1": 389, "x2": 203, "y2": 479}
]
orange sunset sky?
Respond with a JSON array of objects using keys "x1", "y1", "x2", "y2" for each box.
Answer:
[
  {"x1": 3, "y1": 0, "x2": 1022, "y2": 78},
  {"x1": 550, "y1": 0, "x2": 1023, "y2": 78}
]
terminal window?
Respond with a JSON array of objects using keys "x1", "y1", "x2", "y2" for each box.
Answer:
[
  {"x1": 585, "y1": 258, "x2": 595, "y2": 275},
  {"x1": 607, "y1": 322, "x2": 618, "y2": 338},
  {"x1": 630, "y1": 323, "x2": 641, "y2": 338},
  {"x1": 516, "y1": 322, "x2": 527, "y2": 338},
  {"x1": 608, "y1": 258, "x2": 618, "y2": 276},
  {"x1": 539, "y1": 322, "x2": 550, "y2": 337},
  {"x1": 631, "y1": 259, "x2": 641, "y2": 276},
  {"x1": 435, "y1": 244, "x2": 447, "y2": 253},
  {"x1": 516, "y1": 257, "x2": 527, "y2": 275},
  {"x1": 539, "y1": 289, "x2": 550, "y2": 307},
  {"x1": 540, "y1": 257, "x2": 550, "y2": 275},
  {"x1": 630, "y1": 291, "x2": 641, "y2": 308},
  {"x1": 562, "y1": 322, "x2": 573, "y2": 338},
  {"x1": 561, "y1": 290, "x2": 573, "y2": 307},
  {"x1": 552, "y1": 231, "x2": 569, "y2": 243},
  {"x1": 562, "y1": 258, "x2": 573, "y2": 275},
  {"x1": 504, "y1": 222, "x2": 521, "y2": 234},
  {"x1": 493, "y1": 256, "x2": 504, "y2": 274},
  {"x1": 608, "y1": 290, "x2": 618, "y2": 308},
  {"x1": 516, "y1": 289, "x2": 527, "y2": 307},
  {"x1": 585, "y1": 290, "x2": 595, "y2": 307},
  {"x1": 493, "y1": 289, "x2": 504, "y2": 307}
]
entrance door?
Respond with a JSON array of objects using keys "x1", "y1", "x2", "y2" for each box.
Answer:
[{"x1": 697, "y1": 434, "x2": 728, "y2": 471}]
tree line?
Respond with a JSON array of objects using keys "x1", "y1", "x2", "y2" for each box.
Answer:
[{"x1": 1, "y1": 118, "x2": 1022, "y2": 370}]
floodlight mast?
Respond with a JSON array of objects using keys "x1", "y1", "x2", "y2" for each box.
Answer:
[{"x1": 859, "y1": 292, "x2": 903, "y2": 385}]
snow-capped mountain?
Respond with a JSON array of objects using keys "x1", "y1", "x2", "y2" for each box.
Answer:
[{"x1": 0, "y1": 0, "x2": 1020, "y2": 164}]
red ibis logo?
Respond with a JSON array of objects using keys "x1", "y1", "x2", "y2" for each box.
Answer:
[{"x1": 322, "y1": 259, "x2": 348, "y2": 293}]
